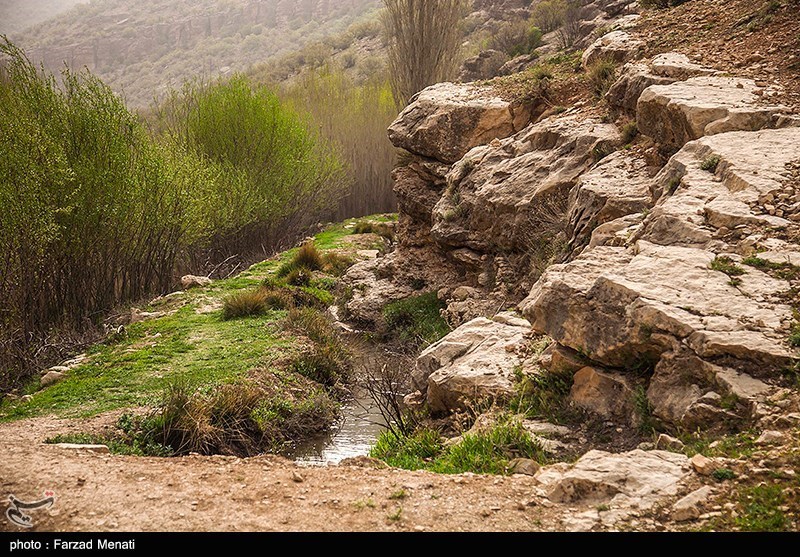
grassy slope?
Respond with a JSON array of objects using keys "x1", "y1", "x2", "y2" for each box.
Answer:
[{"x1": 0, "y1": 216, "x2": 394, "y2": 422}]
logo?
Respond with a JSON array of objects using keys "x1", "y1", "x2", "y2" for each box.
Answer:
[{"x1": 5, "y1": 491, "x2": 56, "y2": 528}]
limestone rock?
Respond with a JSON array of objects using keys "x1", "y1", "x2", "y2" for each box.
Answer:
[
  {"x1": 416, "y1": 312, "x2": 531, "y2": 414},
  {"x1": 606, "y1": 62, "x2": 676, "y2": 113},
  {"x1": 656, "y1": 434, "x2": 685, "y2": 452},
  {"x1": 637, "y1": 77, "x2": 787, "y2": 149},
  {"x1": 581, "y1": 31, "x2": 644, "y2": 69},
  {"x1": 672, "y1": 486, "x2": 713, "y2": 522},
  {"x1": 459, "y1": 50, "x2": 509, "y2": 82},
  {"x1": 181, "y1": 275, "x2": 211, "y2": 289},
  {"x1": 756, "y1": 430, "x2": 786, "y2": 445},
  {"x1": 690, "y1": 454, "x2": 717, "y2": 476},
  {"x1": 341, "y1": 256, "x2": 414, "y2": 325},
  {"x1": 388, "y1": 82, "x2": 532, "y2": 164},
  {"x1": 432, "y1": 114, "x2": 621, "y2": 254},
  {"x1": 567, "y1": 151, "x2": 652, "y2": 252},
  {"x1": 570, "y1": 366, "x2": 635, "y2": 421},
  {"x1": 650, "y1": 53, "x2": 715, "y2": 80},
  {"x1": 507, "y1": 458, "x2": 541, "y2": 476},
  {"x1": 40, "y1": 371, "x2": 65, "y2": 388},
  {"x1": 538, "y1": 343, "x2": 586, "y2": 375},
  {"x1": 535, "y1": 449, "x2": 690, "y2": 507}
]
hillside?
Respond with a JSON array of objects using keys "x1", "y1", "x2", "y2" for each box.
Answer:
[
  {"x1": 13, "y1": 0, "x2": 380, "y2": 107},
  {"x1": 2, "y1": 0, "x2": 800, "y2": 534},
  {"x1": 0, "y1": 0, "x2": 86, "y2": 35}
]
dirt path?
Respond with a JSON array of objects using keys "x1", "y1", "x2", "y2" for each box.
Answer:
[{"x1": 0, "y1": 417, "x2": 560, "y2": 532}]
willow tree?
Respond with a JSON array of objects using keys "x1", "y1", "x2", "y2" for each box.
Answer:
[{"x1": 383, "y1": 0, "x2": 466, "y2": 107}]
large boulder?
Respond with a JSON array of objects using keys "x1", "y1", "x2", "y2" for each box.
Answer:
[
  {"x1": 637, "y1": 76, "x2": 788, "y2": 149},
  {"x1": 581, "y1": 31, "x2": 644, "y2": 69},
  {"x1": 388, "y1": 82, "x2": 532, "y2": 164},
  {"x1": 570, "y1": 366, "x2": 635, "y2": 421},
  {"x1": 606, "y1": 61, "x2": 676, "y2": 113},
  {"x1": 431, "y1": 113, "x2": 621, "y2": 254},
  {"x1": 412, "y1": 312, "x2": 531, "y2": 414}
]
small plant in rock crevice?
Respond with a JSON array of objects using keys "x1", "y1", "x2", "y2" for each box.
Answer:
[
  {"x1": 710, "y1": 256, "x2": 747, "y2": 287},
  {"x1": 701, "y1": 155, "x2": 722, "y2": 173}
]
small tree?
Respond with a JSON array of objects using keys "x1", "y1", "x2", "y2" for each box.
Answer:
[{"x1": 383, "y1": 0, "x2": 467, "y2": 107}]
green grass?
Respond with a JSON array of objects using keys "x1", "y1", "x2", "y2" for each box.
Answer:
[
  {"x1": 736, "y1": 484, "x2": 789, "y2": 531},
  {"x1": 510, "y1": 367, "x2": 576, "y2": 424},
  {"x1": 710, "y1": 256, "x2": 747, "y2": 287},
  {"x1": 371, "y1": 418, "x2": 547, "y2": 475},
  {"x1": 382, "y1": 292, "x2": 451, "y2": 347},
  {"x1": 742, "y1": 256, "x2": 800, "y2": 281},
  {"x1": 680, "y1": 431, "x2": 758, "y2": 459},
  {"x1": 0, "y1": 218, "x2": 391, "y2": 423}
]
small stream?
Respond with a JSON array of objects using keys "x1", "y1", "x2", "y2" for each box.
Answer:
[
  {"x1": 283, "y1": 327, "x2": 396, "y2": 466},
  {"x1": 286, "y1": 389, "x2": 388, "y2": 465}
]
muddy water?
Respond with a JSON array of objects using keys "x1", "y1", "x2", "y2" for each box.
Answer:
[{"x1": 286, "y1": 329, "x2": 397, "y2": 466}]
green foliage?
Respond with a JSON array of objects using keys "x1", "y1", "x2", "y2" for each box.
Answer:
[
  {"x1": 382, "y1": 293, "x2": 451, "y2": 347},
  {"x1": 710, "y1": 256, "x2": 747, "y2": 286},
  {"x1": 736, "y1": 484, "x2": 789, "y2": 531},
  {"x1": 131, "y1": 377, "x2": 337, "y2": 456},
  {"x1": 621, "y1": 121, "x2": 639, "y2": 144},
  {"x1": 45, "y1": 430, "x2": 173, "y2": 457},
  {"x1": 0, "y1": 42, "x2": 346, "y2": 392},
  {"x1": 352, "y1": 221, "x2": 396, "y2": 241},
  {"x1": 322, "y1": 252, "x2": 356, "y2": 276},
  {"x1": 488, "y1": 20, "x2": 544, "y2": 56},
  {"x1": 712, "y1": 467, "x2": 737, "y2": 482},
  {"x1": 277, "y1": 65, "x2": 398, "y2": 220},
  {"x1": 286, "y1": 267, "x2": 314, "y2": 287},
  {"x1": 277, "y1": 242, "x2": 324, "y2": 278},
  {"x1": 790, "y1": 322, "x2": 800, "y2": 348},
  {"x1": 701, "y1": 155, "x2": 722, "y2": 172},
  {"x1": 284, "y1": 308, "x2": 351, "y2": 388},
  {"x1": 371, "y1": 418, "x2": 547, "y2": 475},
  {"x1": 742, "y1": 256, "x2": 800, "y2": 281}
]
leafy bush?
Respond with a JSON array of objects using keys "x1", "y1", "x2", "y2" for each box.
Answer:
[
  {"x1": 133, "y1": 378, "x2": 337, "y2": 456},
  {"x1": 0, "y1": 43, "x2": 347, "y2": 392},
  {"x1": 382, "y1": 293, "x2": 451, "y2": 347}
]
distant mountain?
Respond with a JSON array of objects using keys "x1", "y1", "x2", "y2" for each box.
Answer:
[
  {"x1": 0, "y1": 0, "x2": 86, "y2": 35},
  {"x1": 13, "y1": 0, "x2": 380, "y2": 107}
]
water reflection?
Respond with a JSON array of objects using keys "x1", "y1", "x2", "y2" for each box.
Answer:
[{"x1": 288, "y1": 389, "x2": 388, "y2": 466}]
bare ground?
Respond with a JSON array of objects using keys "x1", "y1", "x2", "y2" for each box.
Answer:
[{"x1": 0, "y1": 415, "x2": 561, "y2": 533}]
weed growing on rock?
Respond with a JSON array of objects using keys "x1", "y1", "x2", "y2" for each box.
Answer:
[
  {"x1": 742, "y1": 256, "x2": 800, "y2": 281},
  {"x1": 511, "y1": 367, "x2": 576, "y2": 424},
  {"x1": 621, "y1": 121, "x2": 639, "y2": 144},
  {"x1": 710, "y1": 256, "x2": 747, "y2": 286},
  {"x1": 701, "y1": 155, "x2": 722, "y2": 173},
  {"x1": 587, "y1": 58, "x2": 618, "y2": 98}
]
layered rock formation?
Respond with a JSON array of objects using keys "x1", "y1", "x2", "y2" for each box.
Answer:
[{"x1": 346, "y1": 13, "x2": 799, "y2": 434}]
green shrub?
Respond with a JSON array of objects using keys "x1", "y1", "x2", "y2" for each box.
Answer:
[
  {"x1": 382, "y1": 292, "x2": 451, "y2": 347},
  {"x1": 277, "y1": 242, "x2": 324, "y2": 278},
  {"x1": 286, "y1": 267, "x2": 313, "y2": 287},
  {"x1": 0, "y1": 40, "x2": 347, "y2": 393},
  {"x1": 284, "y1": 308, "x2": 351, "y2": 387},
  {"x1": 352, "y1": 221, "x2": 395, "y2": 242},
  {"x1": 701, "y1": 155, "x2": 722, "y2": 172},
  {"x1": 621, "y1": 121, "x2": 639, "y2": 144},
  {"x1": 511, "y1": 367, "x2": 576, "y2": 424}
]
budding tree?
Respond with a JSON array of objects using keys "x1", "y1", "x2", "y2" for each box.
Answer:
[{"x1": 382, "y1": 0, "x2": 466, "y2": 107}]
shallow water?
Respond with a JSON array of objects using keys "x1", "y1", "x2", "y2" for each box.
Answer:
[{"x1": 288, "y1": 389, "x2": 388, "y2": 465}]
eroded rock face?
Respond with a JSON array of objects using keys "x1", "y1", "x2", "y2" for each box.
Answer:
[
  {"x1": 459, "y1": 50, "x2": 509, "y2": 82},
  {"x1": 570, "y1": 366, "x2": 635, "y2": 421},
  {"x1": 637, "y1": 76, "x2": 788, "y2": 149},
  {"x1": 567, "y1": 151, "x2": 652, "y2": 253},
  {"x1": 388, "y1": 83, "x2": 532, "y2": 164},
  {"x1": 581, "y1": 31, "x2": 644, "y2": 69},
  {"x1": 411, "y1": 312, "x2": 531, "y2": 414},
  {"x1": 522, "y1": 127, "x2": 800, "y2": 429},
  {"x1": 432, "y1": 113, "x2": 621, "y2": 254}
]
